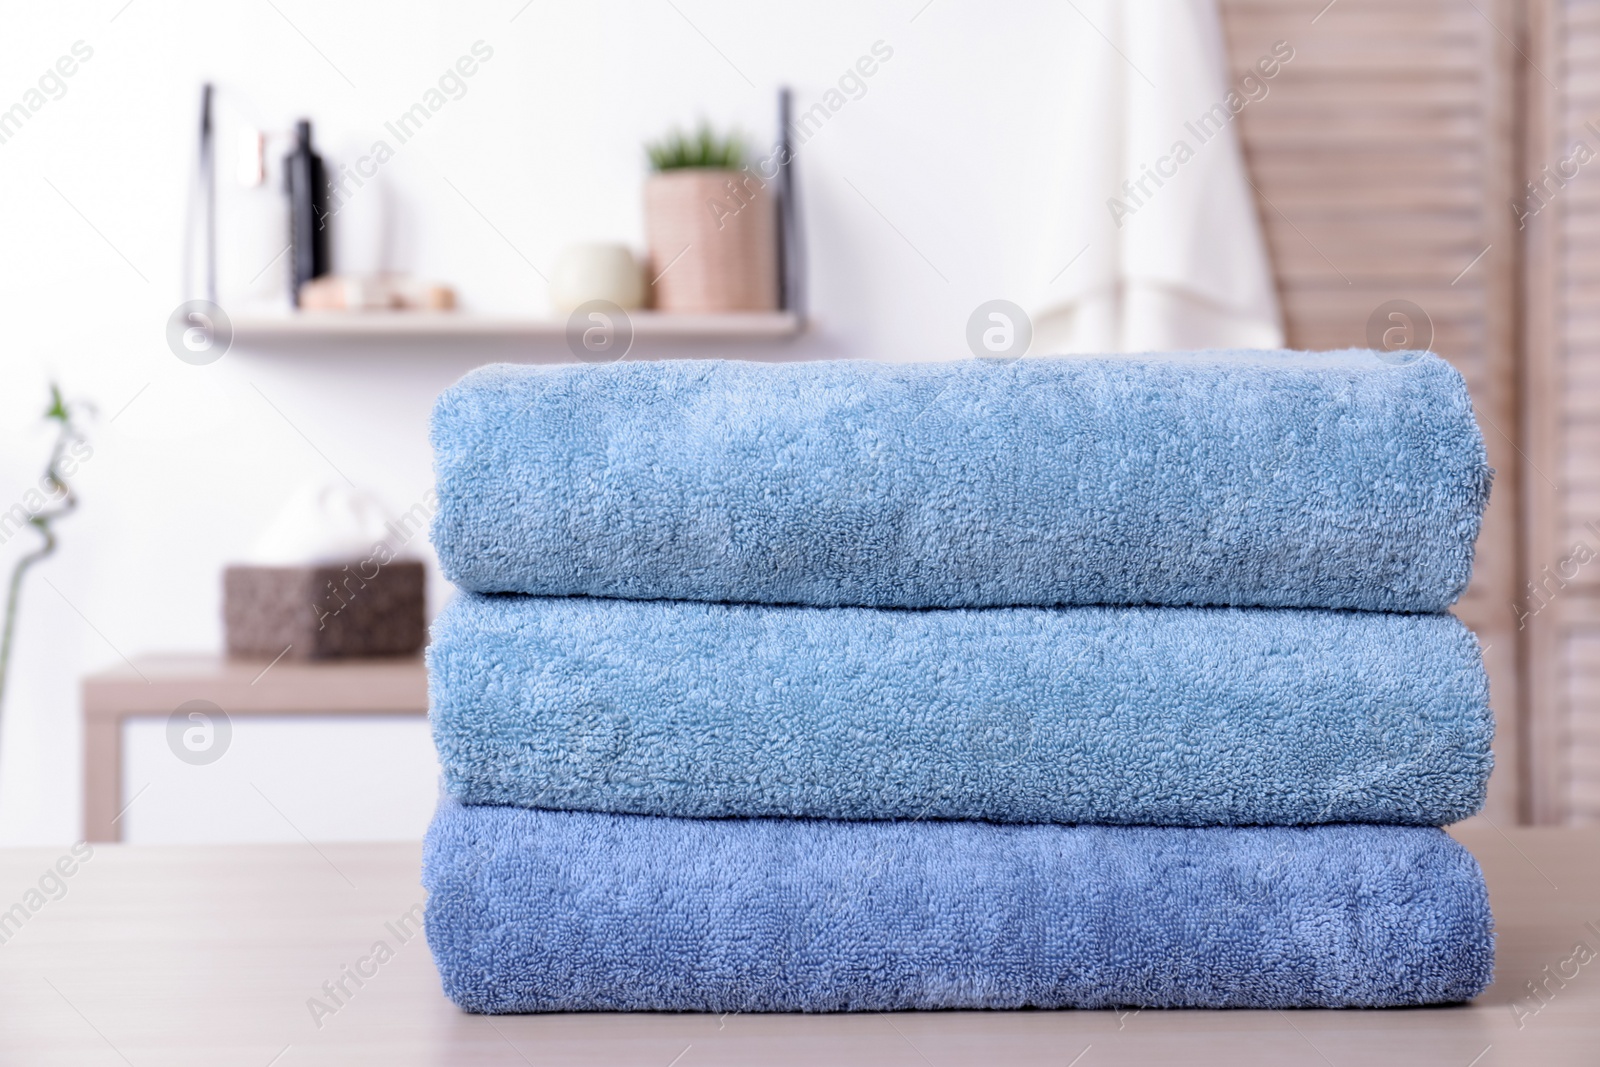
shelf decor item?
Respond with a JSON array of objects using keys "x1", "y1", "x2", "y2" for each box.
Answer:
[
  {"x1": 643, "y1": 125, "x2": 778, "y2": 313},
  {"x1": 283, "y1": 119, "x2": 329, "y2": 307},
  {"x1": 549, "y1": 243, "x2": 645, "y2": 313}
]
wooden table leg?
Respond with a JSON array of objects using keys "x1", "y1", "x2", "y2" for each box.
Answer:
[{"x1": 82, "y1": 712, "x2": 121, "y2": 843}]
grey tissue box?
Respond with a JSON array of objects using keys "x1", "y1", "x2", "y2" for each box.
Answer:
[{"x1": 223, "y1": 561, "x2": 426, "y2": 660}]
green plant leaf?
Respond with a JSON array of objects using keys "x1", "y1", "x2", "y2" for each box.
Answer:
[
  {"x1": 46, "y1": 382, "x2": 67, "y2": 422},
  {"x1": 645, "y1": 122, "x2": 745, "y2": 172}
]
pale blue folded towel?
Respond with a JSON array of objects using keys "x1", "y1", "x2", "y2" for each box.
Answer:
[
  {"x1": 429, "y1": 593, "x2": 1492, "y2": 826},
  {"x1": 422, "y1": 798, "x2": 1494, "y2": 1011},
  {"x1": 430, "y1": 351, "x2": 1489, "y2": 612}
]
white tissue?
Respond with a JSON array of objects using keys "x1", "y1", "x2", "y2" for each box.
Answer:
[{"x1": 242, "y1": 480, "x2": 399, "y2": 566}]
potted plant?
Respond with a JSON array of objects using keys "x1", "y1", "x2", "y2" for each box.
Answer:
[{"x1": 643, "y1": 124, "x2": 778, "y2": 313}]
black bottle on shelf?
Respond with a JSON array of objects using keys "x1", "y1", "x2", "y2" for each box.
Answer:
[{"x1": 283, "y1": 119, "x2": 329, "y2": 306}]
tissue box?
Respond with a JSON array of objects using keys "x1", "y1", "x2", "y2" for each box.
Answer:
[{"x1": 223, "y1": 561, "x2": 426, "y2": 660}]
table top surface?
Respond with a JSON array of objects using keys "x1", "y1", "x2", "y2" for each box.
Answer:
[
  {"x1": 81, "y1": 654, "x2": 428, "y2": 715},
  {"x1": 1, "y1": 825, "x2": 1595, "y2": 1066}
]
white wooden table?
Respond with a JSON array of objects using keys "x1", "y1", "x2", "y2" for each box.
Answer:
[
  {"x1": 81, "y1": 655, "x2": 428, "y2": 842},
  {"x1": 0, "y1": 827, "x2": 1594, "y2": 1065}
]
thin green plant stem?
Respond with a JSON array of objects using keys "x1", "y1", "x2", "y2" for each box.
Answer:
[{"x1": 0, "y1": 385, "x2": 84, "y2": 723}]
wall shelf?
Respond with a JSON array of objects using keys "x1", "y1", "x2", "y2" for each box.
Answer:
[{"x1": 232, "y1": 310, "x2": 805, "y2": 344}]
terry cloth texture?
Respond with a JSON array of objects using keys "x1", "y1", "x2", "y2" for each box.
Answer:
[
  {"x1": 422, "y1": 798, "x2": 1495, "y2": 1012},
  {"x1": 428, "y1": 593, "x2": 1493, "y2": 827},
  {"x1": 430, "y1": 351, "x2": 1490, "y2": 612}
]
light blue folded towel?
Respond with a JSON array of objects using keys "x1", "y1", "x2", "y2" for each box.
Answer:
[
  {"x1": 422, "y1": 798, "x2": 1494, "y2": 1011},
  {"x1": 429, "y1": 593, "x2": 1492, "y2": 826},
  {"x1": 430, "y1": 351, "x2": 1489, "y2": 612}
]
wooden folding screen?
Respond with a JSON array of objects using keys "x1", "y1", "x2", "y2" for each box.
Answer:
[
  {"x1": 1218, "y1": 0, "x2": 1524, "y2": 820},
  {"x1": 1523, "y1": 0, "x2": 1600, "y2": 822}
]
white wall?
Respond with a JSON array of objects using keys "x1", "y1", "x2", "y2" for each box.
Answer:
[{"x1": 0, "y1": 0, "x2": 1088, "y2": 843}]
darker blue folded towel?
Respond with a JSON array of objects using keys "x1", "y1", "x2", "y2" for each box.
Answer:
[
  {"x1": 422, "y1": 798, "x2": 1494, "y2": 1012},
  {"x1": 429, "y1": 592, "x2": 1493, "y2": 827},
  {"x1": 430, "y1": 351, "x2": 1489, "y2": 612}
]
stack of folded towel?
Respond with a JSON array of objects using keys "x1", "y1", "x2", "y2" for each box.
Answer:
[{"x1": 422, "y1": 350, "x2": 1496, "y2": 1012}]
